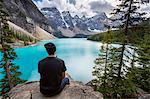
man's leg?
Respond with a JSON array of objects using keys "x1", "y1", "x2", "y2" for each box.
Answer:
[{"x1": 60, "y1": 77, "x2": 70, "y2": 90}]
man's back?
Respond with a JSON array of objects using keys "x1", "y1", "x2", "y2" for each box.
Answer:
[
  {"x1": 38, "y1": 42, "x2": 69, "y2": 96},
  {"x1": 38, "y1": 57, "x2": 66, "y2": 87}
]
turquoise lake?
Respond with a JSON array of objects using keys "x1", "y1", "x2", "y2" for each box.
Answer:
[{"x1": 0, "y1": 38, "x2": 101, "y2": 83}]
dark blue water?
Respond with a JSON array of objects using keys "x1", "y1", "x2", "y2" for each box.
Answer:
[{"x1": 0, "y1": 38, "x2": 101, "y2": 83}]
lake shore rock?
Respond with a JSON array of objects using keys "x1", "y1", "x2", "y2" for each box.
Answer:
[{"x1": 8, "y1": 81, "x2": 103, "y2": 99}]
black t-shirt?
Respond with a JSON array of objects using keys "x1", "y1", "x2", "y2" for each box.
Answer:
[{"x1": 38, "y1": 57, "x2": 66, "y2": 89}]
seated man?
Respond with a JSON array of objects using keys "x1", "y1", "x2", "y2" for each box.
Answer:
[{"x1": 38, "y1": 42, "x2": 69, "y2": 96}]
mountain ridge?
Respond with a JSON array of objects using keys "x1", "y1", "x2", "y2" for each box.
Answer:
[
  {"x1": 41, "y1": 7, "x2": 109, "y2": 37},
  {"x1": 41, "y1": 7, "x2": 108, "y2": 31}
]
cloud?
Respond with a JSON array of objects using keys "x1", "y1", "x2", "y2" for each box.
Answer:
[
  {"x1": 33, "y1": 0, "x2": 95, "y2": 17},
  {"x1": 33, "y1": 0, "x2": 150, "y2": 18},
  {"x1": 33, "y1": 0, "x2": 51, "y2": 9},
  {"x1": 141, "y1": 6, "x2": 150, "y2": 12},
  {"x1": 89, "y1": 0, "x2": 114, "y2": 15},
  {"x1": 140, "y1": 5, "x2": 150, "y2": 17}
]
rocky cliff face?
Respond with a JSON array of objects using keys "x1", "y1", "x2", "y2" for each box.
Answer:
[
  {"x1": 72, "y1": 15, "x2": 88, "y2": 31},
  {"x1": 3, "y1": 0, "x2": 52, "y2": 34},
  {"x1": 8, "y1": 81, "x2": 103, "y2": 99},
  {"x1": 62, "y1": 11, "x2": 74, "y2": 30},
  {"x1": 86, "y1": 13, "x2": 107, "y2": 30}
]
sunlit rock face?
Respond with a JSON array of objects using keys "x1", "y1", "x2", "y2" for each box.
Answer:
[{"x1": 8, "y1": 81, "x2": 103, "y2": 99}]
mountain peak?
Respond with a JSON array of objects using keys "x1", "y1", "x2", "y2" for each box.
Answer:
[
  {"x1": 81, "y1": 15, "x2": 87, "y2": 20},
  {"x1": 62, "y1": 11, "x2": 70, "y2": 14},
  {"x1": 74, "y1": 15, "x2": 80, "y2": 19},
  {"x1": 62, "y1": 11, "x2": 72, "y2": 17}
]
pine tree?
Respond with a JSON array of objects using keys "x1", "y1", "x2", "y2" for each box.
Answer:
[
  {"x1": 110, "y1": 0, "x2": 149, "y2": 97},
  {"x1": 0, "y1": 0, "x2": 26, "y2": 98},
  {"x1": 111, "y1": 0, "x2": 147, "y2": 96},
  {"x1": 92, "y1": 26, "x2": 116, "y2": 97},
  {"x1": 127, "y1": 31, "x2": 150, "y2": 93},
  {"x1": 135, "y1": 32, "x2": 150, "y2": 92}
]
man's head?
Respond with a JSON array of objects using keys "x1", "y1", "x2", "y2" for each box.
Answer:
[{"x1": 44, "y1": 42, "x2": 56, "y2": 55}]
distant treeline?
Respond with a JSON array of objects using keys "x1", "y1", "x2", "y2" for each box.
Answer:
[{"x1": 7, "y1": 27, "x2": 38, "y2": 46}]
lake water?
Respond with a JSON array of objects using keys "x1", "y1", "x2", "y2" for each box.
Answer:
[{"x1": 0, "y1": 38, "x2": 101, "y2": 83}]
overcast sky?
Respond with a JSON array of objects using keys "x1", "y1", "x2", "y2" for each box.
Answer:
[{"x1": 33, "y1": 0, "x2": 150, "y2": 18}]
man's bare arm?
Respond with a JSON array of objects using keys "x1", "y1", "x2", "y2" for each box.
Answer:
[{"x1": 62, "y1": 72, "x2": 65, "y2": 80}]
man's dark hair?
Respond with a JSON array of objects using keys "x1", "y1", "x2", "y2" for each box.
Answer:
[{"x1": 44, "y1": 42, "x2": 56, "y2": 55}]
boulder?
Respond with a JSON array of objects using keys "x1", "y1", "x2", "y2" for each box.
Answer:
[{"x1": 8, "y1": 81, "x2": 103, "y2": 99}]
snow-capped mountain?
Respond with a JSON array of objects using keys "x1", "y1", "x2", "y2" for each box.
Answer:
[
  {"x1": 72, "y1": 15, "x2": 88, "y2": 31},
  {"x1": 41, "y1": 7, "x2": 66, "y2": 30},
  {"x1": 41, "y1": 7, "x2": 108, "y2": 31},
  {"x1": 62, "y1": 11, "x2": 74, "y2": 30},
  {"x1": 86, "y1": 13, "x2": 107, "y2": 30}
]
